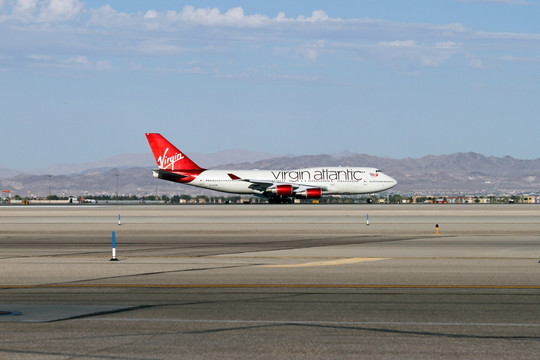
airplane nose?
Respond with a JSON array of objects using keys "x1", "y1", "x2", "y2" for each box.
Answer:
[{"x1": 387, "y1": 175, "x2": 398, "y2": 189}]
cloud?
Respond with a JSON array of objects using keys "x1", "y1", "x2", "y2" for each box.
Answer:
[
  {"x1": 3, "y1": 0, "x2": 83, "y2": 23},
  {"x1": 378, "y1": 40, "x2": 417, "y2": 47},
  {"x1": 475, "y1": 31, "x2": 540, "y2": 40},
  {"x1": 86, "y1": 5, "x2": 131, "y2": 28},
  {"x1": 63, "y1": 56, "x2": 112, "y2": 71},
  {"x1": 133, "y1": 39, "x2": 191, "y2": 55},
  {"x1": 298, "y1": 40, "x2": 331, "y2": 62},
  {"x1": 176, "y1": 6, "x2": 270, "y2": 27},
  {"x1": 2, "y1": 3, "x2": 539, "y2": 75},
  {"x1": 170, "y1": 7, "x2": 335, "y2": 27},
  {"x1": 10, "y1": 0, "x2": 38, "y2": 23},
  {"x1": 435, "y1": 41, "x2": 462, "y2": 49},
  {"x1": 85, "y1": 5, "x2": 337, "y2": 30},
  {"x1": 19, "y1": 53, "x2": 113, "y2": 71},
  {"x1": 27, "y1": 54, "x2": 52, "y2": 60},
  {"x1": 365, "y1": 39, "x2": 462, "y2": 69},
  {"x1": 293, "y1": 9, "x2": 333, "y2": 23},
  {"x1": 38, "y1": 0, "x2": 83, "y2": 22},
  {"x1": 154, "y1": 65, "x2": 203, "y2": 74},
  {"x1": 500, "y1": 54, "x2": 540, "y2": 63}
]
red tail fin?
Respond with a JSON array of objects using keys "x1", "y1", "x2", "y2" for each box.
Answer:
[{"x1": 145, "y1": 133, "x2": 203, "y2": 171}]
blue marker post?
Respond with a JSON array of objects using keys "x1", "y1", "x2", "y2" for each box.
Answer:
[
  {"x1": 118, "y1": 214, "x2": 121, "y2": 226},
  {"x1": 366, "y1": 214, "x2": 369, "y2": 226},
  {"x1": 110, "y1": 231, "x2": 119, "y2": 261}
]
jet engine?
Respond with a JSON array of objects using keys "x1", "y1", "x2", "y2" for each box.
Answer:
[
  {"x1": 268, "y1": 185, "x2": 294, "y2": 196},
  {"x1": 295, "y1": 188, "x2": 322, "y2": 199}
]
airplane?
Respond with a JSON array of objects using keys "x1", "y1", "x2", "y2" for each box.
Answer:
[
  {"x1": 80, "y1": 196, "x2": 97, "y2": 204},
  {"x1": 146, "y1": 133, "x2": 397, "y2": 203}
]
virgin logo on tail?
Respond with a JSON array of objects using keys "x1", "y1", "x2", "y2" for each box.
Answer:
[{"x1": 158, "y1": 147, "x2": 184, "y2": 170}]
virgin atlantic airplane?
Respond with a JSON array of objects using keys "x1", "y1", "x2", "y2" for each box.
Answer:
[{"x1": 146, "y1": 133, "x2": 397, "y2": 203}]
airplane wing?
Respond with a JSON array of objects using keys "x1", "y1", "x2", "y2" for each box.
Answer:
[{"x1": 227, "y1": 173, "x2": 327, "y2": 195}]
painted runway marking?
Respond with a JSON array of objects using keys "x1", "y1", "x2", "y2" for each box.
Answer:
[{"x1": 260, "y1": 257, "x2": 387, "y2": 268}]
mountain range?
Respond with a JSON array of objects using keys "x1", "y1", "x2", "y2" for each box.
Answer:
[{"x1": 1, "y1": 151, "x2": 540, "y2": 197}]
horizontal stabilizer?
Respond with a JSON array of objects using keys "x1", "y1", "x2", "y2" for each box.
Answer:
[{"x1": 152, "y1": 169, "x2": 189, "y2": 182}]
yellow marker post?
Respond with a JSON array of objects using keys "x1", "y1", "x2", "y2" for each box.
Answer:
[{"x1": 435, "y1": 224, "x2": 439, "y2": 235}]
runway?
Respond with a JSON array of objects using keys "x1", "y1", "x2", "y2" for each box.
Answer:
[{"x1": 1, "y1": 204, "x2": 539, "y2": 359}]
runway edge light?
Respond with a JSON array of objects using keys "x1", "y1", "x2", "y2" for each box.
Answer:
[{"x1": 110, "y1": 231, "x2": 119, "y2": 261}]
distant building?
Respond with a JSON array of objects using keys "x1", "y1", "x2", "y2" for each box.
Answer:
[{"x1": 522, "y1": 195, "x2": 538, "y2": 204}]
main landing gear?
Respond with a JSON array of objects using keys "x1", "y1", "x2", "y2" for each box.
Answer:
[{"x1": 268, "y1": 196, "x2": 293, "y2": 204}]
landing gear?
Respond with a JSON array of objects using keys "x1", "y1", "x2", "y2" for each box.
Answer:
[{"x1": 268, "y1": 196, "x2": 293, "y2": 204}]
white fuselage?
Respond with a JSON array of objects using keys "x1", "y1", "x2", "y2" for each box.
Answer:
[{"x1": 189, "y1": 167, "x2": 397, "y2": 195}]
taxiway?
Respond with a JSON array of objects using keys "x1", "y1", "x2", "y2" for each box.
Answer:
[{"x1": 1, "y1": 204, "x2": 539, "y2": 359}]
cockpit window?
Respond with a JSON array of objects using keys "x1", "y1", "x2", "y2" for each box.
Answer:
[{"x1": 376, "y1": 169, "x2": 381, "y2": 172}]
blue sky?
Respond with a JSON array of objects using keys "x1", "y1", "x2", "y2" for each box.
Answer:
[{"x1": 1, "y1": 0, "x2": 540, "y2": 169}]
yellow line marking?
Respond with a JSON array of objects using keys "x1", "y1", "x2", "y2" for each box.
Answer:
[
  {"x1": 260, "y1": 257, "x2": 387, "y2": 268},
  {"x1": 2, "y1": 284, "x2": 540, "y2": 289}
]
